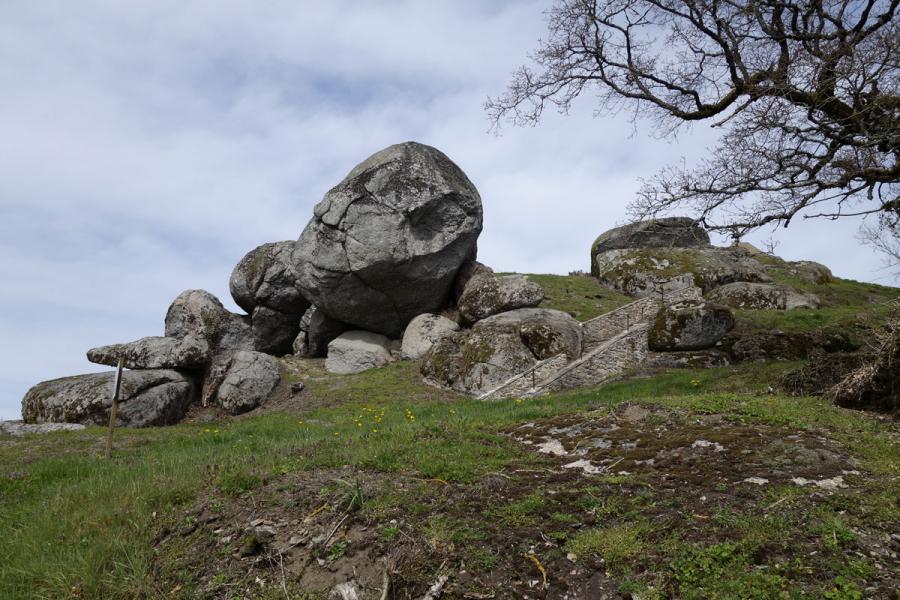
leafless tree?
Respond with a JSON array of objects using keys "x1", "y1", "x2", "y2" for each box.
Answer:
[
  {"x1": 858, "y1": 216, "x2": 900, "y2": 277},
  {"x1": 487, "y1": 0, "x2": 900, "y2": 240}
]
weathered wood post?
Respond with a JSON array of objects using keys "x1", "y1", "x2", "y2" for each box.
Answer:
[{"x1": 106, "y1": 356, "x2": 125, "y2": 458}]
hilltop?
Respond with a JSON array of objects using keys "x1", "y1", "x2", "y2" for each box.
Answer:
[{"x1": 2, "y1": 142, "x2": 899, "y2": 599}]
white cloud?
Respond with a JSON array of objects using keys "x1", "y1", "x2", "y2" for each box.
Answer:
[{"x1": 0, "y1": 0, "x2": 893, "y2": 418}]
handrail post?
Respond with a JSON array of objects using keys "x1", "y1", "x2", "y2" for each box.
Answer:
[{"x1": 107, "y1": 356, "x2": 124, "y2": 458}]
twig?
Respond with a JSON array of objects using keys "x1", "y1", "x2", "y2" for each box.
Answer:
[
  {"x1": 764, "y1": 496, "x2": 790, "y2": 511},
  {"x1": 379, "y1": 567, "x2": 391, "y2": 600},
  {"x1": 278, "y1": 552, "x2": 289, "y2": 600},
  {"x1": 322, "y1": 512, "x2": 349, "y2": 548},
  {"x1": 417, "y1": 574, "x2": 449, "y2": 600},
  {"x1": 304, "y1": 503, "x2": 328, "y2": 521}
]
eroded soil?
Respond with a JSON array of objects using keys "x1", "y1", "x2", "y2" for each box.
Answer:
[{"x1": 153, "y1": 403, "x2": 899, "y2": 599}]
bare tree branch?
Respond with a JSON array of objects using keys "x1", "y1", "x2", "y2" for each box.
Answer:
[{"x1": 487, "y1": 0, "x2": 900, "y2": 241}]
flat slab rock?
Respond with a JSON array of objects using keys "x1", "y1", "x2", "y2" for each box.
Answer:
[
  {"x1": 87, "y1": 335, "x2": 210, "y2": 369},
  {"x1": 21, "y1": 370, "x2": 195, "y2": 428},
  {"x1": 0, "y1": 421, "x2": 86, "y2": 436}
]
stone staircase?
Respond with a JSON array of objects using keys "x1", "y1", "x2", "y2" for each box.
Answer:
[{"x1": 477, "y1": 286, "x2": 702, "y2": 400}]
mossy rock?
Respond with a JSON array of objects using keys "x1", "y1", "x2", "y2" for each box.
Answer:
[
  {"x1": 648, "y1": 302, "x2": 735, "y2": 351},
  {"x1": 592, "y1": 247, "x2": 771, "y2": 296}
]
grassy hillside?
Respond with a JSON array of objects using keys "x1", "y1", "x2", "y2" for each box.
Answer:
[
  {"x1": 2, "y1": 272, "x2": 897, "y2": 598},
  {"x1": 2, "y1": 358, "x2": 898, "y2": 598}
]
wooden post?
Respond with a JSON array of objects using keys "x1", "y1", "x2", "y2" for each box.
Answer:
[{"x1": 107, "y1": 356, "x2": 124, "y2": 458}]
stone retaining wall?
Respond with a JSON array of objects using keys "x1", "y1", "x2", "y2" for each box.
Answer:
[
  {"x1": 535, "y1": 323, "x2": 651, "y2": 394},
  {"x1": 479, "y1": 353, "x2": 569, "y2": 400},
  {"x1": 582, "y1": 297, "x2": 658, "y2": 350}
]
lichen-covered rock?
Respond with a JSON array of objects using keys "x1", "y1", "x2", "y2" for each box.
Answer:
[
  {"x1": 421, "y1": 308, "x2": 582, "y2": 395},
  {"x1": 787, "y1": 261, "x2": 833, "y2": 284},
  {"x1": 215, "y1": 351, "x2": 281, "y2": 415},
  {"x1": 22, "y1": 370, "x2": 195, "y2": 427},
  {"x1": 705, "y1": 282, "x2": 820, "y2": 310},
  {"x1": 474, "y1": 308, "x2": 583, "y2": 360},
  {"x1": 457, "y1": 273, "x2": 545, "y2": 322},
  {"x1": 294, "y1": 142, "x2": 483, "y2": 337},
  {"x1": 250, "y1": 306, "x2": 301, "y2": 356},
  {"x1": 648, "y1": 302, "x2": 735, "y2": 351},
  {"x1": 325, "y1": 331, "x2": 395, "y2": 374},
  {"x1": 230, "y1": 241, "x2": 309, "y2": 315},
  {"x1": 0, "y1": 421, "x2": 86, "y2": 436},
  {"x1": 87, "y1": 335, "x2": 209, "y2": 369},
  {"x1": 164, "y1": 289, "x2": 254, "y2": 354},
  {"x1": 400, "y1": 313, "x2": 460, "y2": 359},
  {"x1": 293, "y1": 305, "x2": 349, "y2": 358},
  {"x1": 452, "y1": 260, "x2": 494, "y2": 302},
  {"x1": 593, "y1": 247, "x2": 771, "y2": 296},
  {"x1": 421, "y1": 329, "x2": 536, "y2": 395},
  {"x1": 591, "y1": 217, "x2": 710, "y2": 275}
]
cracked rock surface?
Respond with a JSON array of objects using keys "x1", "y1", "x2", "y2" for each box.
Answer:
[{"x1": 294, "y1": 141, "x2": 483, "y2": 337}]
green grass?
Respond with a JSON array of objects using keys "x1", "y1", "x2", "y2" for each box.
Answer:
[
  {"x1": 527, "y1": 273, "x2": 633, "y2": 320},
  {"x1": 565, "y1": 523, "x2": 646, "y2": 564},
  {"x1": 1, "y1": 360, "x2": 898, "y2": 597}
]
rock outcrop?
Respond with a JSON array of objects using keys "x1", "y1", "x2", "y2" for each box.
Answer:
[
  {"x1": 457, "y1": 273, "x2": 544, "y2": 322},
  {"x1": 421, "y1": 308, "x2": 582, "y2": 395},
  {"x1": 22, "y1": 370, "x2": 195, "y2": 427},
  {"x1": 706, "y1": 282, "x2": 820, "y2": 310},
  {"x1": 400, "y1": 313, "x2": 460, "y2": 360},
  {"x1": 165, "y1": 289, "x2": 254, "y2": 354},
  {"x1": 591, "y1": 217, "x2": 710, "y2": 272},
  {"x1": 325, "y1": 331, "x2": 396, "y2": 374},
  {"x1": 593, "y1": 246, "x2": 772, "y2": 296},
  {"x1": 648, "y1": 301, "x2": 735, "y2": 351},
  {"x1": 295, "y1": 142, "x2": 483, "y2": 337},
  {"x1": 87, "y1": 335, "x2": 209, "y2": 370}
]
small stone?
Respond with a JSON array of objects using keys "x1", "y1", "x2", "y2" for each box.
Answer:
[
  {"x1": 254, "y1": 525, "x2": 277, "y2": 543},
  {"x1": 742, "y1": 477, "x2": 769, "y2": 486}
]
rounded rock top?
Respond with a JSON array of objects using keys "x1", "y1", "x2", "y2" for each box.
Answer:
[{"x1": 295, "y1": 141, "x2": 483, "y2": 337}]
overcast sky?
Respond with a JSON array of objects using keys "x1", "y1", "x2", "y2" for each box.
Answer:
[{"x1": 1, "y1": 1, "x2": 894, "y2": 419}]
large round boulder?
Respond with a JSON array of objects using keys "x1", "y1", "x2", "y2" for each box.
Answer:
[
  {"x1": 648, "y1": 302, "x2": 735, "y2": 351},
  {"x1": 22, "y1": 370, "x2": 195, "y2": 427},
  {"x1": 421, "y1": 308, "x2": 583, "y2": 396},
  {"x1": 294, "y1": 142, "x2": 483, "y2": 337},
  {"x1": 230, "y1": 241, "x2": 308, "y2": 315}
]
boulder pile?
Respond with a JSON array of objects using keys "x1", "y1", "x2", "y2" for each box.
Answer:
[
  {"x1": 19, "y1": 142, "x2": 841, "y2": 429},
  {"x1": 22, "y1": 141, "x2": 541, "y2": 426}
]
